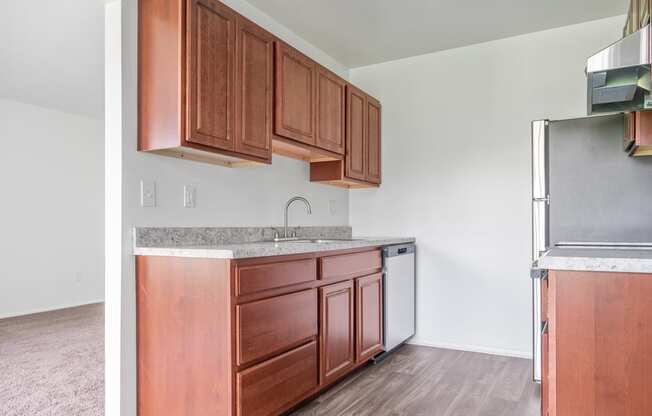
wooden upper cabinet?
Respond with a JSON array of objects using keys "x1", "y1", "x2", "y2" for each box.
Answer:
[
  {"x1": 234, "y1": 16, "x2": 274, "y2": 161},
  {"x1": 186, "y1": 0, "x2": 236, "y2": 151},
  {"x1": 139, "y1": 0, "x2": 272, "y2": 166},
  {"x1": 275, "y1": 42, "x2": 317, "y2": 146},
  {"x1": 355, "y1": 273, "x2": 383, "y2": 363},
  {"x1": 319, "y1": 281, "x2": 355, "y2": 385},
  {"x1": 346, "y1": 85, "x2": 367, "y2": 182},
  {"x1": 629, "y1": 110, "x2": 652, "y2": 156},
  {"x1": 365, "y1": 96, "x2": 381, "y2": 184},
  {"x1": 310, "y1": 86, "x2": 382, "y2": 188},
  {"x1": 140, "y1": 0, "x2": 383, "y2": 176},
  {"x1": 315, "y1": 68, "x2": 346, "y2": 155}
]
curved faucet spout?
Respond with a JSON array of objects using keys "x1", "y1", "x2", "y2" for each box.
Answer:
[{"x1": 284, "y1": 196, "x2": 312, "y2": 239}]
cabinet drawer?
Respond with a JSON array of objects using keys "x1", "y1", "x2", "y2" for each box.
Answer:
[
  {"x1": 237, "y1": 340, "x2": 318, "y2": 416},
  {"x1": 236, "y1": 258, "x2": 317, "y2": 296},
  {"x1": 320, "y1": 250, "x2": 381, "y2": 280},
  {"x1": 237, "y1": 289, "x2": 318, "y2": 365}
]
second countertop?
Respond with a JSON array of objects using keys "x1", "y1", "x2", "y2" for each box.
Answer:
[{"x1": 537, "y1": 247, "x2": 652, "y2": 274}]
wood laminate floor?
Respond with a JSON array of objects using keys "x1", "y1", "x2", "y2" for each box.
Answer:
[{"x1": 291, "y1": 345, "x2": 540, "y2": 416}]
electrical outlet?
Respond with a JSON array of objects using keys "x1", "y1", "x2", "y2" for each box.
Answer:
[
  {"x1": 329, "y1": 200, "x2": 337, "y2": 215},
  {"x1": 141, "y1": 180, "x2": 156, "y2": 207},
  {"x1": 184, "y1": 185, "x2": 196, "y2": 208}
]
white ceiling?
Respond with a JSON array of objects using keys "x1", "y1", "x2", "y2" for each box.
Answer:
[
  {"x1": 0, "y1": 0, "x2": 106, "y2": 119},
  {"x1": 0, "y1": 0, "x2": 628, "y2": 118},
  {"x1": 247, "y1": 0, "x2": 628, "y2": 68}
]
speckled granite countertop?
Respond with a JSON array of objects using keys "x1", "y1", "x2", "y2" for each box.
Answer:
[
  {"x1": 537, "y1": 247, "x2": 652, "y2": 273},
  {"x1": 134, "y1": 237, "x2": 415, "y2": 259},
  {"x1": 133, "y1": 227, "x2": 414, "y2": 259}
]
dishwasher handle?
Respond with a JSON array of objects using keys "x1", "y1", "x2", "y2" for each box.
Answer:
[{"x1": 383, "y1": 244, "x2": 415, "y2": 258}]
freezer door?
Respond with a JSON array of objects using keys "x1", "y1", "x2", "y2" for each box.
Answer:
[{"x1": 531, "y1": 120, "x2": 549, "y2": 382}]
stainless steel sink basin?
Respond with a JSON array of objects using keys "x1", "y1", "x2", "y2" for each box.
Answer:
[{"x1": 271, "y1": 238, "x2": 363, "y2": 244}]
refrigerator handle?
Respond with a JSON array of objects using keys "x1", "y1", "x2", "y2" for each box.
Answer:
[{"x1": 533, "y1": 195, "x2": 550, "y2": 205}]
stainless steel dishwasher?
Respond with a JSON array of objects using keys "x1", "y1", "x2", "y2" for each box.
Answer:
[{"x1": 380, "y1": 243, "x2": 416, "y2": 355}]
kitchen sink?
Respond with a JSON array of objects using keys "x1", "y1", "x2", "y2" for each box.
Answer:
[{"x1": 270, "y1": 238, "x2": 364, "y2": 244}]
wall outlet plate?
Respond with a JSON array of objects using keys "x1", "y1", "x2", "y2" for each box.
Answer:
[
  {"x1": 141, "y1": 180, "x2": 156, "y2": 207},
  {"x1": 184, "y1": 185, "x2": 196, "y2": 208}
]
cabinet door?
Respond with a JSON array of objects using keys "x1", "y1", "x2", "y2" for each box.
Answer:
[
  {"x1": 635, "y1": 110, "x2": 652, "y2": 147},
  {"x1": 275, "y1": 42, "x2": 317, "y2": 145},
  {"x1": 234, "y1": 17, "x2": 273, "y2": 161},
  {"x1": 355, "y1": 273, "x2": 383, "y2": 363},
  {"x1": 186, "y1": 0, "x2": 236, "y2": 151},
  {"x1": 365, "y1": 96, "x2": 381, "y2": 184},
  {"x1": 319, "y1": 281, "x2": 355, "y2": 385},
  {"x1": 541, "y1": 277, "x2": 549, "y2": 416},
  {"x1": 315, "y1": 68, "x2": 345, "y2": 154},
  {"x1": 346, "y1": 85, "x2": 366, "y2": 181},
  {"x1": 549, "y1": 271, "x2": 652, "y2": 415},
  {"x1": 624, "y1": 112, "x2": 635, "y2": 148}
]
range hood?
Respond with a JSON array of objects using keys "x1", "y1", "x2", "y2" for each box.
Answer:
[{"x1": 587, "y1": 25, "x2": 652, "y2": 114}]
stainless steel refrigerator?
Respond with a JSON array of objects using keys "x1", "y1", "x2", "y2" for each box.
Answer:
[{"x1": 530, "y1": 114, "x2": 652, "y2": 381}]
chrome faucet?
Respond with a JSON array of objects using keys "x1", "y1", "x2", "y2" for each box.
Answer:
[{"x1": 276, "y1": 196, "x2": 312, "y2": 241}]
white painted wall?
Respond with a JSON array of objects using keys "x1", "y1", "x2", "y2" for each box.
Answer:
[
  {"x1": 349, "y1": 16, "x2": 624, "y2": 358},
  {"x1": 0, "y1": 98, "x2": 104, "y2": 318},
  {"x1": 108, "y1": 1, "x2": 350, "y2": 414}
]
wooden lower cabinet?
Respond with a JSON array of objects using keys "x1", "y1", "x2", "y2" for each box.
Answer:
[
  {"x1": 544, "y1": 270, "x2": 652, "y2": 416},
  {"x1": 236, "y1": 341, "x2": 318, "y2": 416},
  {"x1": 236, "y1": 289, "x2": 318, "y2": 366},
  {"x1": 319, "y1": 281, "x2": 355, "y2": 385},
  {"x1": 355, "y1": 273, "x2": 384, "y2": 363},
  {"x1": 137, "y1": 248, "x2": 384, "y2": 416},
  {"x1": 320, "y1": 250, "x2": 382, "y2": 281},
  {"x1": 541, "y1": 277, "x2": 549, "y2": 416}
]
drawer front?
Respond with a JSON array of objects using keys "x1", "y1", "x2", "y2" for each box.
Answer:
[
  {"x1": 236, "y1": 258, "x2": 317, "y2": 296},
  {"x1": 320, "y1": 250, "x2": 381, "y2": 280},
  {"x1": 237, "y1": 340, "x2": 318, "y2": 416},
  {"x1": 237, "y1": 289, "x2": 318, "y2": 365}
]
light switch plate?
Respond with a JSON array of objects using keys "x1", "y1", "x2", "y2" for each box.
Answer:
[
  {"x1": 141, "y1": 180, "x2": 156, "y2": 207},
  {"x1": 184, "y1": 185, "x2": 196, "y2": 208}
]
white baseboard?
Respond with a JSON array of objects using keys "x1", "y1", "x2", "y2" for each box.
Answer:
[
  {"x1": 0, "y1": 299, "x2": 105, "y2": 320},
  {"x1": 408, "y1": 338, "x2": 532, "y2": 360}
]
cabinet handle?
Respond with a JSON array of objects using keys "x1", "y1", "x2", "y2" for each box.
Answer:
[
  {"x1": 533, "y1": 195, "x2": 550, "y2": 205},
  {"x1": 541, "y1": 320, "x2": 549, "y2": 335},
  {"x1": 531, "y1": 269, "x2": 548, "y2": 280}
]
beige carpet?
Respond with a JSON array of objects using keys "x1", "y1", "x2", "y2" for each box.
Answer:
[{"x1": 0, "y1": 303, "x2": 104, "y2": 415}]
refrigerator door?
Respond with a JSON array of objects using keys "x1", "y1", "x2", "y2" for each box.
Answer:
[{"x1": 531, "y1": 120, "x2": 549, "y2": 382}]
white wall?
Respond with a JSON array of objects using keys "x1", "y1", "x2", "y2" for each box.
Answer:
[
  {"x1": 108, "y1": 1, "x2": 350, "y2": 414},
  {"x1": 0, "y1": 99, "x2": 104, "y2": 318},
  {"x1": 349, "y1": 16, "x2": 624, "y2": 358}
]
